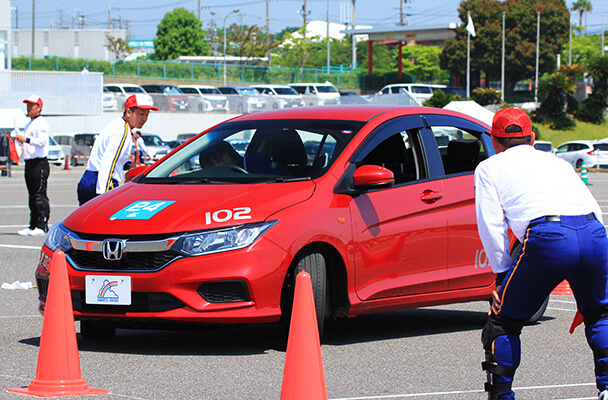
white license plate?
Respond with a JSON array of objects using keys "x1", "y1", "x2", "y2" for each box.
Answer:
[{"x1": 85, "y1": 275, "x2": 131, "y2": 305}]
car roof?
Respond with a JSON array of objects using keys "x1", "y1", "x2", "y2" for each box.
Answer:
[
  {"x1": 231, "y1": 105, "x2": 490, "y2": 127},
  {"x1": 105, "y1": 83, "x2": 142, "y2": 87},
  {"x1": 178, "y1": 85, "x2": 215, "y2": 88},
  {"x1": 252, "y1": 84, "x2": 291, "y2": 88},
  {"x1": 558, "y1": 140, "x2": 596, "y2": 146}
]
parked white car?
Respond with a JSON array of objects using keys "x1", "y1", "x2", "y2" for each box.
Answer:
[
  {"x1": 555, "y1": 140, "x2": 608, "y2": 169},
  {"x1": 102, "y1": 87, "x2": 118, "y2": 111},
  {"x1": 288, "y1": 82, "x2": 340, "y2": 106},
  {"x1": 47, "y1": 136, "x2": 66, "y2": 166},
  {"x1": 103, "y1": 84, "x2": 154, "y2": 110},
  {"x1": 178, "y1": 85, "x2": 229, "y2": 112},
  {"x1": 376, "y1": 83, "x2": 447, "y2": 105},
  {"x1": 251, "y1": 84, "x2": 305, "y2": 109}
]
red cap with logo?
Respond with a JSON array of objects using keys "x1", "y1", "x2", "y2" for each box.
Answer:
[
  {"x1": 491, "y1": 107, "x2": 532, "y2": 138},
  {"x1": 23, "y1": 95, "x2": 43, "y2": 108},
  {"x1": 124, "y1": 94, "x2": 159, "y2": 111}
]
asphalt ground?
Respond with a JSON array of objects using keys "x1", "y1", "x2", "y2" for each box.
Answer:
[{"x1": 1, "y1": 163, "x2": 608, "y2": 400}]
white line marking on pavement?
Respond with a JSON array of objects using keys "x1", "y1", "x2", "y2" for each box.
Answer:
[
  {"x1": 0, "y1": 205, "x2": 77, "y2": 208},
  {"x1": 551, "y1": 299, "x2": 577, "y2": 304},
  {"x1": 548, "y1": 307, "x2": 577, "y2": 312},
  {"x1": 0, "y1": 244, "x2": 42, "y2": 250},
  {"x1": 329, "y1": 382, "x2": 595, "y2": 400}
]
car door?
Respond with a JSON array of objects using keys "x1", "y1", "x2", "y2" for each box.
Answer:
[
  {"x1": 348, "y1": 116, "x2": 449, "y2": 301},
  {"x1": 422, "y1": 114, "x2": 495, "y2": 291}
]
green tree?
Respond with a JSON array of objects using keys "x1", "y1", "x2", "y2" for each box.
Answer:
[
  {"x1": 228, "y1": 24, "x2": 280, "y2": 65},
  {"x1": 271, "y1": 30, "x2": 321, "y2": 70},
  {"x1": 533, "y1": 72, "x2": 576, "y2": 129},
  {"x1": 153, "y1": 8, "x2": 210, "y2": 61},
  {"x1": 441, "y1": 0, "x2": 570, "y2": 96},
  {"x1": 104, "y1": 35, "x2": 132, "y2": 61},
  {"x1": 571, "y1": 0, "x2": 592, "y2": 31},
  {"x1": 577, "y1": 55, "x2": 608, "y2": 124},
  {"x1": 561, "y1": 33, "x2": 604, "y2": 64},
  {"x1": 402, "y1": 44, "x2": 450, "y2": 82}
]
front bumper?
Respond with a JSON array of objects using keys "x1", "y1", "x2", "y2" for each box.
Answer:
[{"x1": 36, "y1": 236, "x2": 291, "y2": 325}]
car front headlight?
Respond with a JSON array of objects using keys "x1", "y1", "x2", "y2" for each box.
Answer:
[
  {"x1": 44, "y1": 223, "x2": 73, "y2": 252},
  {"x1": 173, "y1": 221, "x2": 277, "y2": 256}
]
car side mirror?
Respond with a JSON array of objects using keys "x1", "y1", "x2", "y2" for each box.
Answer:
[
  {"x1": 125, "y1": 165, "x2": 149, "y2": 182},
  {"x1": 353, "y1": 165, "x2": 395, "y2": 191}
]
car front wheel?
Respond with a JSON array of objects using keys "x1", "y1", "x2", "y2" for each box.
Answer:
[{"x1": 293, "y1": 246, "x2": 329, "y2": 339}]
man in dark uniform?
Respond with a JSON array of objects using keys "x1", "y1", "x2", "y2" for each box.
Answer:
[{"x1": 475, "y1": 107, "x2": 608, "y2": 400}]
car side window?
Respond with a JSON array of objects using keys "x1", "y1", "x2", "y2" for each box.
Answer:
[
  {"x1": 361, "y1": 131, "x2": 421, "y2": 184},
  {"x1": 431, "y1": 126, "x2": 486, "y2": 175}
]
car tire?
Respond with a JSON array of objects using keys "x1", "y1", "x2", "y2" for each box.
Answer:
[
  {"x1": 510, "y1": 241, "x2": 549, "y2": 324},
  {"x1": 71, "y1": 157, "x2": 78, "y2": 167},
  {"x1": 576, "y1": 159, "x2": 584, "y2": 169},
  {"x1": 293, "y1": 246, "x2": 329, "y2": 339},
  {"x1": 80, "y1": 320, "x2": 116, "y2": 340}
]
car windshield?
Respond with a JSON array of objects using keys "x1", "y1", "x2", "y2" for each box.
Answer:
[
  {"x1": 143, "y1": 135, "x2": 166, "y2": 146},
  {"x1": 316, "y1": 85, "x2": 338, "y2": 93},
  {"x1": 49, "y1": 136, "x2": 58, "y2": 146},
  {"x1": 143, "y1": 119, "x2": 361, "y2": 184},
  {"x1": 199, "y1": 88, "x2": 221, "y2": 94},
  {"x1": 238, "y1": 88, "x2": 260, "y2": 96},
  {"x1": 162, "y1": 86, "x2": 182, "y2": 95},
  {"x1": 274, "y1": 87, "x2": 299, "y2": 95},
  {"x1": 124, "y1": 86, "x2": 146, "y2": 93}
]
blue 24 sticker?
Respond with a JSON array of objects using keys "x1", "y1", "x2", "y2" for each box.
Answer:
[{"x1": 110, "y1": 201, "x2": 176, "y2": 220}]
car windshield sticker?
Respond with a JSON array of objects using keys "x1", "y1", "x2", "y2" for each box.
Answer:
[{"x1": 110, "y1": 201, "x2": 176, "y2": 220}]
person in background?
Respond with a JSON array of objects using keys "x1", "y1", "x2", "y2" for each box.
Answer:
[
  {"x1": 134, "y1": 131, "x2": 151, "y2": 165},
  {"x1": 14, "y1": 95, "x2": 50, "y2": 236},
  {"x1": 475, "y1": 107, "x2": 608, "y2": 400},
  {"x1": 77, "y1": 94, "x2": 158, "y2": 205}
]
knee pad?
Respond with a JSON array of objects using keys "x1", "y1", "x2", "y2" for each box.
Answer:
[{"x1": 481, "y1": 316, "x2": 523, "y2": 399}]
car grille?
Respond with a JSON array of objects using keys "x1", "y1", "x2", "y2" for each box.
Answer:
[
  {"x1": 66, "y1": 249, "x2": 181, "y2": 272},
  {"x1": 197, "y1": 280, "x2": 250, "y2": 303},
  {"x1": 48, "y1": 150, "x2": 61, "y2": 158},
  {"x1": 72, "y1": 291, "x2": 185, "y2": 313},
  {"x1": 37, "y1": 276, "x2": 49, "y2": 298}
]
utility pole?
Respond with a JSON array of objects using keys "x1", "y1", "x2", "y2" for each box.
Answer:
[
  {"x1": 326, "y1": 0, "x2": 330, "y2": 73},
  {"x1": 198, "y1": 0, "x2": 201, "y2": 22},
  {"x1": 299, "y1": 0, "x2": 310, "y2": 38},
  {"x1": 534, "y1": 11, "x2": 540, "y2": 105},
  {"x1": 351, "y1": 0, "x2": 356, "y2": 70},
  {"x1": 400, "y1": 0, "x2": 404, "y2": 26},
  {"x1": 31, "y1": 0, "x2": 35, "y2": 56},
  {"x1": 266, "y1": 0, "x2": 271, "y2": 70}
]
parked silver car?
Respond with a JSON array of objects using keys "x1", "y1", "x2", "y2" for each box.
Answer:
[
  {"x1": 218, "y1": 86, "x2": 268, "y2": 113},
  {"x1": 178, "y1": 85, "x2": 229, "y2": 112},
  {"x1": 251, "y1": 84, "x2": 304, "y2": 109}
]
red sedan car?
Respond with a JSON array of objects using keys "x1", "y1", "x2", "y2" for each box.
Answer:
[{"x1": 37, "y1": 105, "x2": 522, "y2": 340}]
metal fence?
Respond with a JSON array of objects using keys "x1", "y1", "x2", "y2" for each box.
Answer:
[{"x1": 0, "y1": 70, "x2": 103, "y2": 115}]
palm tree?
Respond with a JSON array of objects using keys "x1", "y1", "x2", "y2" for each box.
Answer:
[{"x1": 571, "y1": 0, "x2": 593, "y2": 32}]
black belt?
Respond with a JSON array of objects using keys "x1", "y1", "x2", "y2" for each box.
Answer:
[{"x1": 531, "y1": 213, "x2": 595, "y2": 224}]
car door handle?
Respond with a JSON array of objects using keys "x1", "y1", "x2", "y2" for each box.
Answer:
[{"x1": 420, "y1": 190, "x2": 444, "y2": 204}]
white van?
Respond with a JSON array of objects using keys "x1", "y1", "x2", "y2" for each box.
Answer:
[
  {"x1": 288, "y1": 82, "x2": 340, "y2": 106},
  {"x1": 377, "y1": 83, "x2": 447, "y2": 104}
]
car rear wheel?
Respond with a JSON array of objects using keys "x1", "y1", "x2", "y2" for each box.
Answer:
[
  {"x1": 293, "y1": 246, "x2": 329, "y2": 339},
  {"x1": 510, "y1": 241, "x2": 549, "y2": 324},
  {"x1": 80, "y1": 320, "x2": 116, "y2": 340},
  {"x1": 576, "y1": 159, "x2": 584, "y2": 169},
  {"x1": 71, "y1": 157, "x2": 78, "y2": 166}
]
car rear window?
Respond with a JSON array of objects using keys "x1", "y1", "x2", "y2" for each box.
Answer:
[{"x1": 594, "y1": 143, "x2": 608, "y2": 151}]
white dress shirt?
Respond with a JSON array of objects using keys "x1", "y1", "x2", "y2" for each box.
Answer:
[
  {"x1": 474, "y1": 144, "x2": 603, "y2": 273},
  {"x1": 22, "y1": 115, "x2": 50, "y2": 160},
  {"x1": 86, "y1": 117, "x2": 134, "y2": 194}
]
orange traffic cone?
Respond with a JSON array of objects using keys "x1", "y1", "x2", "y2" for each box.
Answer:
[
  {"x1": 9, "y1": 250, "x2": 108, "y2": 397},
  {"x1": 63, "y1": 155, "x2": 69, "y2": 170},
  {"x1": 280, "y1": 271, "x2": 327, "y2": 400},
  {"x1": 552, "y1": 280, "x2": 573, "y2": 296}
]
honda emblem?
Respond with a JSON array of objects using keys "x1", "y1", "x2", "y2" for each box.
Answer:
[{"x1": 102, "y1": 239, "x2": 126, "y2": 261}]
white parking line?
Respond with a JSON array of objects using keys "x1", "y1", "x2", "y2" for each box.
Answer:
[
  {"x1": 0, "y1": 205, "x2": 77, "y2": 209},
  {"x1": 0, "y1": 244, "x2": 42, "y2": 250},
  {"x1": 329, "y1": 382, "x2": 595, "y2": 399}
]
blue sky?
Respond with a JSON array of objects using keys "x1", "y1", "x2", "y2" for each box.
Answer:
[{"x1": 8, "y1": 0, "x2": 608, "y2": 39}]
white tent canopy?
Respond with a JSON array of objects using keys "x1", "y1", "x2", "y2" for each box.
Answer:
[
  {"x1": 443, "y1": 100, "x2": 495, "y2": 127},
  {"x1": 0, "y1": 108, "x2": 28, "y2": 129}
]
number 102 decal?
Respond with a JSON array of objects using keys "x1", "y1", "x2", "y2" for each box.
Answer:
[{"x1": 205, "y1": 207, "x2": 252, "y2": 225}]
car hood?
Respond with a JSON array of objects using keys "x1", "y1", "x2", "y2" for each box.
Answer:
[{"x1": 63, "y1": 181, "x2": 316, "y2": 235}]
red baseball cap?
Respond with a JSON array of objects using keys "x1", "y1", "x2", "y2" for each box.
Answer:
[
  {"x1": 491, "y1": 107, "x2": 532, "y2": 138},
  {"x1": 23, "y1": 95, "x2": 43, "y2": 108},
  {"x1": 124, "y1": 94, "x2": 159, "y2": 111}
]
